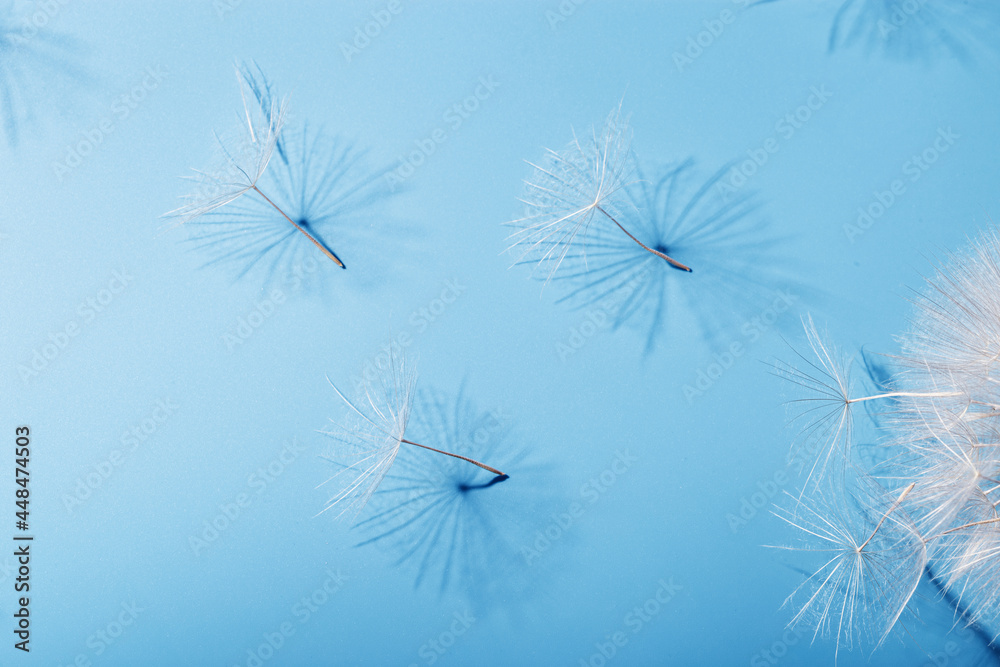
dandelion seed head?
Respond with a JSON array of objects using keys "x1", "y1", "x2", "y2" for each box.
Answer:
[
  {"x1": 773, "y1": 476, "x2": 926, "y2": 661},
  {"x1": 163, "y1": 61, "x2": 288, "y2": 228},
  {"x1": 505, "y1": 105, "x2": 636, "y2": 286},
  {"x1": 317, "y1": 350, "x2": 416, "y2": 522},
  {"x1": 775, "y1": 228, "x2": 1000, "y2": 658}
]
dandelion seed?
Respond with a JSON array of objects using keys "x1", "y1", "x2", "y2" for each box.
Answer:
[
  {"x1": 773, "y1": 228, "x2": 1000, "y2": 659},
  {"x1": 542, "y1": 158, "x2": 798, "y2": 353},
  {"x1": 505, "y1": 105, "x2": 691, "y2": 289},
  {"x1": 182, "y1": 122, "x2": 400, "y2": 288},
  {"x1": 164, "y1": 61, "x2": 346, "y2": 269},
  {"x1": 774, "y1": 315, "x2": 959, "y2": 491},
  {"x1": 930, "y1": 507, "x2": 1000, "y2": 628},
  {"x1": 771, "y1": 477, "x2": 926, "y2": 662},
  {"x1": 351, "y1": 384, "x2": 550, "y2": 604},
  {"x1": 317, "y1": 351, "x2": 507, "y2": 522}
]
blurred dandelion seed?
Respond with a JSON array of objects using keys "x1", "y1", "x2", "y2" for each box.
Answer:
[
  {"x1": 165, "y1": 61, "x2": 346, "y2": 269},
  {"x1": 506, "y1": 105, "x2": 691, "y2": 289},
  {"x1": 773, "y1": 228, "x2": 1000, "y2": 659},
  {"x1": 827, "y1": 0, "x2": 1000, "y2": 62},
  {"x1": 0, "y1": 8, "x2": 88, "y2": 148},
  {"x1": 317, "y1": 352, "x2": 507, "y2": 522}
]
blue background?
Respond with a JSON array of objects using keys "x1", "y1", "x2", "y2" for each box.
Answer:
[{"x1": 2, "y1": 0, "x2": 999, "y2": 665}]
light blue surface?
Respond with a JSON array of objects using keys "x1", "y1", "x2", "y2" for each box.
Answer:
[{"x1": 2, "y1": 1, "x2": 1000, "y2": 665}]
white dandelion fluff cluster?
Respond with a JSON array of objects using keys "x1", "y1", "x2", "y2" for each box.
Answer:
[{"x1": 774, "y1": 228, "x2": 1000, "y2": 659}]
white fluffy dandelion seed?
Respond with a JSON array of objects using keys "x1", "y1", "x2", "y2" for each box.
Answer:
[
  {"x1": 776, "y1": 315, "x2": 960, "y2": 492},
  {"x1": 771, "y1": 478, "x2": 926, "y2": 662},
  {"x1": 316, "y1": 351, "x2": 416, "y2": 521},
  {"x1": 317, "y1": 351, "x2": 506, "y2": 521},
  {"x1": 506, "y1": 105, "x2": 691, "y2": 288},
  {"x1": 165, "y1": 61, "x2": 345, "y2": 268},
  {"x1": 166, "y1": 62, "x2": 286, "y2": 225}
]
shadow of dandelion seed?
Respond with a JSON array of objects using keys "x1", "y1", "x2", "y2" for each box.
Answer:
[
  {"x1": 350, "y1": 384, "x2": 548, "y2": 602},
  {"x1": 555, "y1": 158, "x2": 792, "y2": 353},
  {"x1": 754, "y1": 0, "x2": 1000, "y2": 64},
  {"x1": 826, "y1": 0, "x2": 1000, "y2": 62},
  {"x1": 184, "y1": 121, "x2": 400, "y2": 289},
  {"x1": 509, "y1": 109, "x2": 799, "y2": 353},
  {"x1": 165, "y1": 61, "x2": 355, "y2": 276}
]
